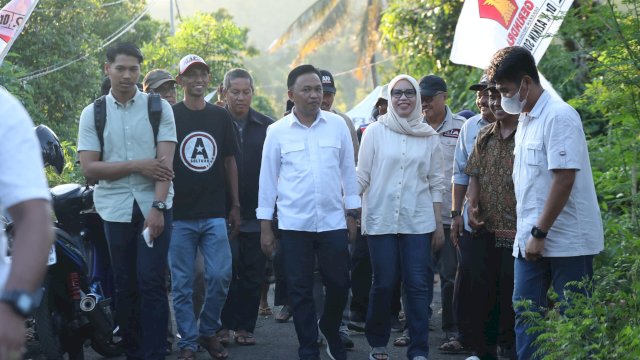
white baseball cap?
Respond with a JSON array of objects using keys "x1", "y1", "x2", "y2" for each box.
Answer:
[{"x1": 179, "y1": 54, "x2": 210, "y2": 75}]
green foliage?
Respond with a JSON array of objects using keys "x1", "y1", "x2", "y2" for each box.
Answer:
[
  {"x1": 380, "y1": 0, "x2": 482, "y2": 111},
  {"x1": 142, "y1": 10, "x2": 257, "y2": 90}
]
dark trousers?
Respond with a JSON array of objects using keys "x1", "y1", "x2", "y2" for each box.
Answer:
[
  {"x1": 454, "y1": 230, "x2": 486, "y2": 348},
  {"x1": 476, "y1": 233, "x2": 515, "y2": 360},
  {"x1": 349, "y1": 232, "x2": 371, "y2": 317},
  {"x1": 280, "y1": 230, "x2": 350, "y2": 360},
  {"x1": 221, "y1": 231, "x2": 267, "y2": 333},
  {"x1": 273, "y1": 243, "x2": 288, "y2": 307},
  {"x1": 430, "y1": 227, "x2": 458, "y2": 334},
  {"x1": 103, "y1": 202, "x2": 172, "y2": 360}
]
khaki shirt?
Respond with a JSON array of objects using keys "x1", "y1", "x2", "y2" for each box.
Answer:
[
  {"x1": 77, "y1": 90, "x2": 177, "y2": 222},
  {"x1": 428, "y1": 106, "x2": 466, "y2": 225}
]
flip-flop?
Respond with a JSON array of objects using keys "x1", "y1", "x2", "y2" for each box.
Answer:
[
  {"x1": 235, "y1": 332, "x2": 256, "y2": 346},
  {"x1": 216, "y1": 329, "x2": 230, "y2": 346},
  {"x1": 438, "y1": 339, "x2": 471, "y2": 354},
  {"x1": 177, "y1": 348, "x2": 196, "y2": 360},
  {"x1": 198, "y1": 335, "x2": 228, "y2": 359},
  {"x1": 393, "y1": 334, "x2": 410, "y2": 347},
  {"x1": 259, "y1": 306, "x2": 273, "y2": 316},
  {"x1": 275, "y1": 305, "x2": 292, "y2": 323}
]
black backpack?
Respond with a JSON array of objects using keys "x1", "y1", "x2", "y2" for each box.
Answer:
[{"x1": 93, "y1": 94, "x2": 163, "y2": 160}]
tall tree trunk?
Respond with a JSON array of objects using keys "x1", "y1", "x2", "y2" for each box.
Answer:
[{"x1": 370, "y1": 53, "x2": 379, "y2": 87}]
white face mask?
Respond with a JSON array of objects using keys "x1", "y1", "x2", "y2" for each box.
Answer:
[{"x1": 501, "y1": 79, "x2": 528, "y2": 114}]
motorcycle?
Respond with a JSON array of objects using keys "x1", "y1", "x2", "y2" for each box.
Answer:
[{"x1": 29, "y1": 125, "x2": 123, "y2": 359}]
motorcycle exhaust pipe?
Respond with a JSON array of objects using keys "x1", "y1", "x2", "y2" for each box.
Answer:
[
  {"x1": 83, "y1": 298, "x2": 115, "y2": 342},
  {"x1": 79, "y1": 294, "x2": 97, "y2": 312}
]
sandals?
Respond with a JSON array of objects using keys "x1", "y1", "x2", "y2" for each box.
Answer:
[
  {"x1": 438, "y1": 339, "x2": 471, "y2": 354},
  {"x1": 234, "y1": 331, "x2": 256, "y2": 346},
  {"x1": 216, "y1": 329, "x2": 231, "y2": 346},
  {"x1": 259, "y1": 306, "x2": 273, "y2": 316},
  {"x1": 275, "y1": 305, "x2": 292, "y2": 323},
  {"x1": 198, "y1": 335, "x2": 229, "y2": 359},
  {"x1": 369, "y1": 347, "x2": 389, "y2": 360},
  {"x1": 177, "y1": 348, "x2": 196, "y2": 360},
  {"x1": 393, "y1": 334, "x2": 410, "y2": 347}
]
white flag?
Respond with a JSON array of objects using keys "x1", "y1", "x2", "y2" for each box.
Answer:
[
  {"x1": 450, "y1": 0, "x2": 573, "y2": 68},
  {"x1": 0, "y1": 0, "x2": 39, "y2": 66}
]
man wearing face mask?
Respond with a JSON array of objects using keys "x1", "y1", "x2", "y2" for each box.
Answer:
[{"x1": 486, "y1": 46, "x2": 603, "y2": 360}]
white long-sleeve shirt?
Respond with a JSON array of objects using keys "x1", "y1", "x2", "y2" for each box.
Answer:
[
  {"x1": 256, "y1": 110, "x2": 360, "y2": 232},
  {"x1": 357, "y1": 121, "x2": 445, "y2": 235}
]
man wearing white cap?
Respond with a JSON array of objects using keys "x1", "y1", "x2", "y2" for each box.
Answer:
[{"x1": 169, "y1": 54, "x2": 240, "y2": 360}]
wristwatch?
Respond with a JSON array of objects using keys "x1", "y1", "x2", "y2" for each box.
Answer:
[
  {"x1": 152, "y1": 200, "x2": 168, "y2": 211},
  {"x1": 0, "y1": 289, "x2": 43, "y2": 318},
  {"x1": 531, "y1": 226, "x2": 548, "y2": 239},
  {"x1": 451, "y1": 210, "x2": 462, "y2": 218},
  {"x1": 346, "y1": 209, "x2": 359, "y2": 220}
]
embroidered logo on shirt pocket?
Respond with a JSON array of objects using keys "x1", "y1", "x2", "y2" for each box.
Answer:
[{"x1": 525, "y1": 142, "x2": 543, "y2": 166}]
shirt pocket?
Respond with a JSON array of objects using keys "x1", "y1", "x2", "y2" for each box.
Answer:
[
  {"x1": 280, "y1": 141, "x2": 306, "y2": 168},
  {"x1": 525, "y1": 142, "x2": 543, "y2": 166},
  {"x1": 318, "y1": 138, "x2": 341, "y2": 165}
]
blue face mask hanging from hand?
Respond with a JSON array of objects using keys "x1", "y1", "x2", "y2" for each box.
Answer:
[{"x1": 501, "y1": 79, "x2": 529, "y2": 114}]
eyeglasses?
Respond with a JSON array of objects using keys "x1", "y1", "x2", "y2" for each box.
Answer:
[
  {"x1": 421, "y1": 91, "x2": 445, "y2": 103},
  {"x1": 390, "y1": 89, "x2": 417, "y2": 99}
]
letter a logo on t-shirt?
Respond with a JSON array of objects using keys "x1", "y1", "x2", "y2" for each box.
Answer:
[{"x1": 180, "y1": 131, "x2": 217, "y2": 172}]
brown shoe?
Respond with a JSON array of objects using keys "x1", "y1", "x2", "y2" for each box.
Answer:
[{"x1": 197, "y1": 335, "x2": 228, "y2": 359}]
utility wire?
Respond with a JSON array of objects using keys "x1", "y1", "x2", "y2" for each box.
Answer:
[
  {"x1": 18, "y1": 1, "x2": 154, "y2": 82},
  {"x1": 33, "y1": 0, "x2": 129, "y2": 12}
]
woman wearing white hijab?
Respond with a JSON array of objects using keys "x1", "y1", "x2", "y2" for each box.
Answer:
[{"x1": 357, "y1": 74, "x2": 445, "y2": 360}]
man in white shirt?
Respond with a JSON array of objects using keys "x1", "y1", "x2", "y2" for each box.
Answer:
[
  {"x1": 486, "y1": 46, "x2": 604, "y2": 360},
  {"x1": 257, "y1": 65, "x2": 360, "y2": 360},
  {"x1": 0, "y1": 88, "x2": 54, "y2": 360}
]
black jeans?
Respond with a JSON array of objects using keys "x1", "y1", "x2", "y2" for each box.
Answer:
[
  {"x1": 103, "y1": 202, "x2": 172, "y2": 360},
  {"x1": 221, "y1": 231, "x2": 267, "y2": 333},
  {"x1": 280, "y1": 230, "x2": 350, "y2": 360}
]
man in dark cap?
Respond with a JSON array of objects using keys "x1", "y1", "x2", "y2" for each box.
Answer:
[
  {"x1": 441, "y1": 74, "x2": 499, "y2": 356},
  {"x1": 143, "y1": 69, "x2": 178, "y2": 106},
  {"x1": 419, "y1": 74, "x2": 466, "y2": 344}
]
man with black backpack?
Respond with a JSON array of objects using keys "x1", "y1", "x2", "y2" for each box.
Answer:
[{"x1": 77, "y1": 42, "x2": 177, "y2": 360}]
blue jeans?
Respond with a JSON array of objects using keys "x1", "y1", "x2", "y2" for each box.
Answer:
[
  {"x1": 513, "y1": 254, "x2": 594, "y2": 360},
  {"x1": 280, "y1": 230, "x2": 350, "y2": 360},
  {"x1": 366, "y1": 233, "x2": 433, "y2": 359},
  {"x1": 169, "y1": 218, "x2": 232, "y2": 351},
  {"x1": 103, "y1": 203, "x2": 172, "y2": 360}
]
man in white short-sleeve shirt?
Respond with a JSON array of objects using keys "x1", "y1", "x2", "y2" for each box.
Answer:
[
  {"x1": 487, "y1": 46, "x2": 604, "y2": 360},
  {"x1": 0, "y1": 88, "x2": 54, "y2": 360}
]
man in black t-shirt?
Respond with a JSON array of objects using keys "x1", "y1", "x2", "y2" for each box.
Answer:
[{"x1": 169, "y1": 54, "x2": 240, "y2": 360}]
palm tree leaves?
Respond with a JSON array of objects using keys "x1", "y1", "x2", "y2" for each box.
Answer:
[
  {"x1": 269, "y1": 0, "x2": 386, "y2": 82},
  {"x1": 355, "y1": 0, "x2": 383, "y2": 80},
  {"x1": 268, "y1": 0, "x2": 340, "y2": 53},
  {"x1": 292, "y1": 0, "x2": 350, "y2": 65}
]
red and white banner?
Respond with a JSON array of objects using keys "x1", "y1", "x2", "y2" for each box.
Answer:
[
  {"x1": 450, "y1": 0, "x2": 573, "y2": 68},
  {"x1": 0, "y1": 0, "x2": 39, "y2": 66}
]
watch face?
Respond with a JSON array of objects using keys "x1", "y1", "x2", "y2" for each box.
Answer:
[{"x1": 17, "y1": 294, "x2": 32, "y2": 312}]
